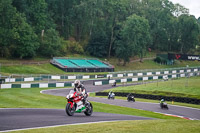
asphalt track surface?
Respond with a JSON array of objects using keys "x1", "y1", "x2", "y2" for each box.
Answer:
[{"x1": 1, "y1": 81, "x2": 200, "y2": 132}]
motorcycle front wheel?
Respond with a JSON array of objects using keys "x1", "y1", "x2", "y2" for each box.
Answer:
[
  {"x1": 84, "y1": 102, "x2": 93, "y2": 116},
  {"x1": 66, "y1": 103, "x2": 75, "y2": 116}
]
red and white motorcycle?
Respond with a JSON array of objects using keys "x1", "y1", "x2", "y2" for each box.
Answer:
[{"x1": 65, "y1": 90, "x2": 93, "y2": 116}]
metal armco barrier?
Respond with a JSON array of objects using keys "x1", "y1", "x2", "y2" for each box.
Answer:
[
  {"x1": 0, "y1": 82, "x2": 73, "y2": 89},
  {"x1": 94, "y1": 72, "x2": 200, "y2": 86}
]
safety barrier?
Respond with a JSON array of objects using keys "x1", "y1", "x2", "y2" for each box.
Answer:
[
  {"x1": 4, "y1": 77, "x2": 42, "y2": 83},
  {"x1": 0, "y1": 82, "x2": 73, "y2": 89},
  {"x1": 93, "y1": 72, "x2": 200, "y2": 85}
]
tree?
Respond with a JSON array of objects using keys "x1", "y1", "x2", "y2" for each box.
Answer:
[
  {"x1": 13, "y1": 0, "x2": 54, "y2": 35},
  {"x1": 177, "y1": 15, "x2": 200, "y2": 53},
  {"x1": 11, "y1": 18, "x2": 39, "y2": 59},
  {"x1": 115, "y1": 14, "x2": 151, "y2": 65},
  {"x1": 87, "y1": 29, "x2": 109, "y2": 57},
  {"x1": 46, "y1": 0, "x2": 76, "y2": 39},
  {"x1": 0, "y1": 0, "x2": 39, "y2": 58},
  {"x1": 39, "y1": 28, "x2": 63, "y2": 57},
  {"x1": 114, "y1": 33, "x2": 133, "y2": 66},
  {"x1": 140, "y1": 0, "x2": 189, "y2": 52},
  {"x1": 102, "y1": 0, "x2": 126, "y2": 59},
  {"x1": 0, "y1": 0, "x2": 17, "y2": 57}
]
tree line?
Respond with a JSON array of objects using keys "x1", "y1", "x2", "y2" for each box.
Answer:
[{"x1": 0, "y1": 0, "x2": 200, "y2": 65}]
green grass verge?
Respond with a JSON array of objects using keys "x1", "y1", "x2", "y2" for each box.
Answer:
[
  {"x1": 0, "y1": 87, "x2": 65, "y2": 109},
  {"x1": 102, "y1": 76, "x2": 200, "y2": 99},
  {"x1": 11, "y1": 120, "x2": 200, "y2": 133}
]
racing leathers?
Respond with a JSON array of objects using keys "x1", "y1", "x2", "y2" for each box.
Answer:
[{"x1": 74, "y1": 84, "x2": 88, "y2": 105}]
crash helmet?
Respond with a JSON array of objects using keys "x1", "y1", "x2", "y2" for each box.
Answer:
[
  {"x1": 74, "y1": 80, "x2": 80, "y2": 88},
  {"x1": 161, "y1": 99, "x2": 164, "y2": 102}
]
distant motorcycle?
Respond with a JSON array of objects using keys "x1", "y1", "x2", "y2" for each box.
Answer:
[
  {"x1": 65, "y1": 90, "x2": 93, "y2": 116},
  {"x1": 108, "y1": 91, "x2": 115, "y2": 99},
  {"x1": 160, "y1": 102, "x2": 168, "y2": 109},
  {"x1": 127, "y1": 93, "x2": 135, "y2": 102},
  {"x1": 112, "y1": 81, "x2": 116, "y2": 87}
]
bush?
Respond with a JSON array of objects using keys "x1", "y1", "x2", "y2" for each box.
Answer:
[
  {"x1": 154, "y1": 56, "x2": 161, "y2": 63},
  {"x1": 65, "y1": 40, "x2": 84, "y2": 54},
  {"x1": 154, "y1": 56, "x2": 168, "y2": 65}
]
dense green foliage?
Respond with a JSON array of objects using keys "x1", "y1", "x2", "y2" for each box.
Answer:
[
  {"x1": 115, "y1": 14, "x2": 151, "y2": 65},
  {"x1": 0, "y1": 0, "x2": 200, "y2": 62}
]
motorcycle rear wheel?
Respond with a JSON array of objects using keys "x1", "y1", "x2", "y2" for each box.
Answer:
[{"x1": 66, "y1": 103, "x2": 75, "y2": 116}]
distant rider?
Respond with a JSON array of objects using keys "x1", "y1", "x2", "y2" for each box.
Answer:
[
  {"x1": 108, "y1": 91, "x2": 112, "y2": 98},
  {"x1": 127, "y1": 93, "x2": 133, "y2": 97},
  {"x1": 74, "y1": 80, "x2": 88, "y2": 105},
  {"x1": 160, "y1": 99, "x2": 165, "y2": 106}
]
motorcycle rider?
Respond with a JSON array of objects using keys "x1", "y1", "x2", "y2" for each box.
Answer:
[
  {"x1": 74, "y1": 80, "x2": 88, "y2": 105},
  {"x1": 127, "y1": 93, "x2": 133, "y2": 98},
  {"x1": 108, "y1": 91, "x2": 112, "y2": 98},
  {"x1": 160, "y1": 99, "x2": 165, "y2": 106},
  {"x1": 127, "y1": 93, "x2": 135, "y2": 102}
]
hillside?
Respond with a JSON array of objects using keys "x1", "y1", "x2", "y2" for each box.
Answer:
[{"x1": 1, "y1": 56, "x2": 200, "y2": 75}]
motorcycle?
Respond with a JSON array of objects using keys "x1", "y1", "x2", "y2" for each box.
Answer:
[
  {"x1": 112, "y1": 81, "x2": 116, "y2": 87},
  {"x1": 108, "y1": 92, "x2": 115, "y2": 99},
  {"x1": 160, "y1": 102, "x2": 168, "y2": 109},
  {"x1": 127, "y1": 93, "x2": 135, "y2": 102},
  {"x1": 65, "y1": 90, "x2": 93, "y2": 116}
]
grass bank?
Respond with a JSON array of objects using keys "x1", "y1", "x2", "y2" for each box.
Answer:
[
  {"x1": 102, "y1": 76, "x2": 200, "y2": 99},
  {"x1": 1, "y1": 57, "x2": 200, "y2": 75}
]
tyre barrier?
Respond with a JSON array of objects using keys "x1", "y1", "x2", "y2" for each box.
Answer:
[{"x1": 96, "y1": 92, "x2": 200, "y2": 105}]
